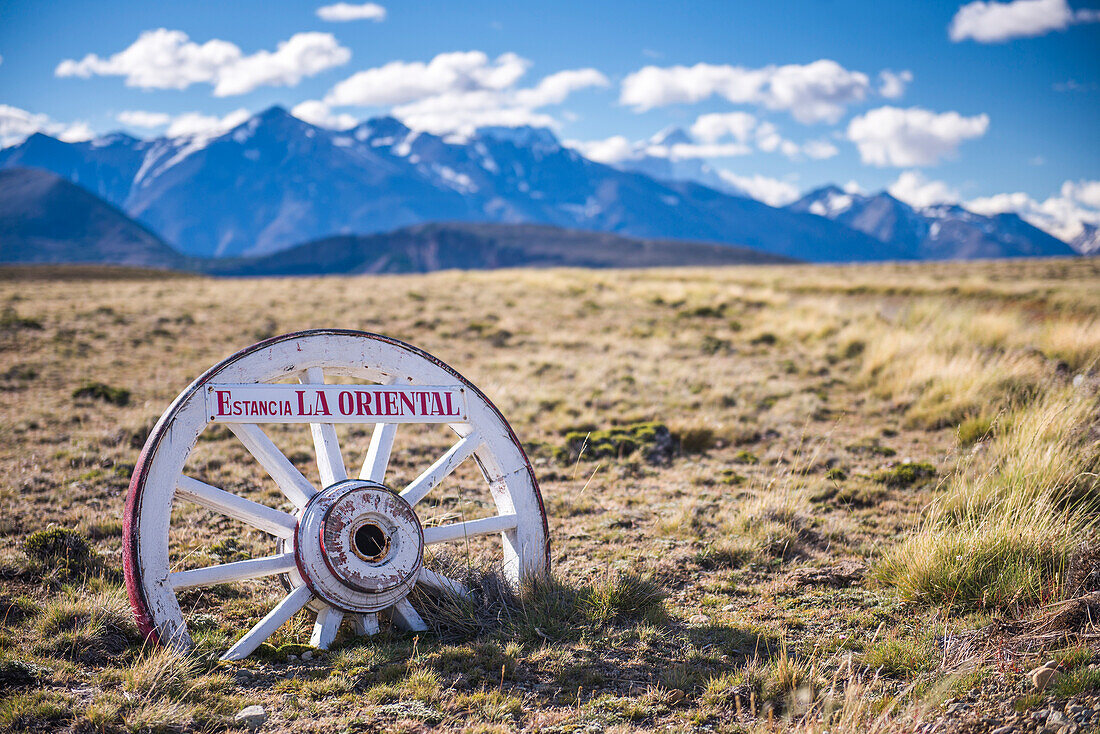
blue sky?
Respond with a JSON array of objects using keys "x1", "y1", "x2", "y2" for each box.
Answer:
[{"x1": 0, "y1": 0, "x2": 1098, "y2": 237}]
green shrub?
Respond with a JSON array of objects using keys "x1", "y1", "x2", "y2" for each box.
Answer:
[
  {"x1": 23, "y1": 527, "x2": 94, "y2": 572},
  {"x1": 875, "y1": 462, "x2": 936, "y2": 488},
  {"x1": 563, "y1": 423, "x2": 673, "y2": 463},
  {"x1": 957, "y1": 416, "x2": 993, "y2": 447},
  {"x1": 72, "y1": 382, "x2": 131, "y2": 406}
]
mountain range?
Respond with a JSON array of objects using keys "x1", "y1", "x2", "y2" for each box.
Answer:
[
  {"x1": 0, "y1": 168, "x2": 188, "y2": 268},
  {"x1": 0, "y1": 106, "x2": 1084, "y2": 266},
  {"x1": 786, "y1": 185, "x2": 1075, "y2": 260}
]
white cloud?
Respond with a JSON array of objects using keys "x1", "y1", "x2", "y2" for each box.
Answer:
[
  {"x1": 325, "y1": 51, "x2": 529, "y2": 107},
  {"x1": 117, "y1": 110, "x2": 173, "y2": 128},
  {"x1": 967, "y1": 179, "x2": 1100, "y2": 243},
  {"x1": 514, "y1": 68, "x2": 610, "y2": 107},
  {"x1": 290, "y1": 100, "x2": 358, "y2": 129},
  {"x1": 878, "y1": 69, "x2": 913, "y2": 98},
  {"x1": 802, "y1": 139, "x2": 839, "y2": 160},
  {"x1": 323, "y1": 51, "x2": 607, "y2": 136},
  {"x1": 842, "y1": 180, "x2": 864, "y2": 194},
  {"x1": 392, "y1": 93, "x2": 557, "y2": 136},
  {"x1": 620, "y1": 59, "x2": 870, "y2": 123},
  {"x1": 0, "y1": 104, "x2": 94, "y2": 147},
  {"x1": 888, "y1": 170, "x2": 960, "y2": 208},
  {"x1": 56, "y1": 29, "x2": 350, "y2": 97},
  {"x1": 566, "y1": 135, "x2": 635, "y2": 164},
  {"x1": 165, "y1": 108, "x2": 250, "y2": 137},
  {"x1": 715, "y1": 171, "x2": 801, "y2": 206},
  {"x1": 949, "y1": 0, "x2": 1100, "y2": 42},
  {"x1": 690, "y1": 112, "x2": 757, "y2": 143},
  {"x1": 316, "y1": 2, "x2": 386, "y2": 22},
  {"x1": 846, "y1": 106, "x2": 989, "y2": 167}
]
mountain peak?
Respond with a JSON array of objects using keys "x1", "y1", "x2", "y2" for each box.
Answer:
[
  {"x1": 475, "y1": 125, "x2": 561, "y2": 151},
  {"x1": 649, "y1": 126, "x2": 693, "y2": 146},
  {"x1": 353, "y1": 115, "x2": 411, "y2": 144}
]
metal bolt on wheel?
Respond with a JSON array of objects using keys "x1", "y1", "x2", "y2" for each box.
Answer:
[{"x1": 123, "y1": 330, "x2": 550, "y2": 660}]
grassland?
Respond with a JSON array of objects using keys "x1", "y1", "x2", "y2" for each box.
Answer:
[{"x1": 0, "y1": 257, "x2": 1098, "y2": 733}]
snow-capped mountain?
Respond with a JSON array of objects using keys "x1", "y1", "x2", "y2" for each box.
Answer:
[
  {"x1": 1071, "y1": 223, "x2": 1100, "y2": 256},
  {"x1": 580, "y1": 126, "x2": 752, "y2": 198},
  {"x1": 0, "y1": 107, "x2": 890, "y2": 261},
  {"x1": 788, "y1": 186, "x2": 1076, "y2": 260}
]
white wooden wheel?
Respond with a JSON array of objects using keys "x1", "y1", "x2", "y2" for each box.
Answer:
[{"x1": 123, "y1": 330, "x2": 549, "y2": 660}]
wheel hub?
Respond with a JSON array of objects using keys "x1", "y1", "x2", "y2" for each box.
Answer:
[{"x1": 295, "y1": 480, "x2": 423, "y2": 613}]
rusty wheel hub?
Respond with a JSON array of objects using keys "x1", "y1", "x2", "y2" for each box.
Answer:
[{"x1": 295, "y1": 480, "x2": 424, "y2": 613}]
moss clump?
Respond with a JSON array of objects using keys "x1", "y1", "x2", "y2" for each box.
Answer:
[
  {"x1": 23, "y1": 528, "x2": 94, "y2": 572},
  {"x1": 563, "y1": 423, "x2": 674, "y2": 463},
  {"x1": 72, "y1": 382, "x2": 130, "y2": 407},
  {"x1": 874, "y1": 462, "x2": 936, "y2": 488},
  {"x1": 733, "y1": 450, "x2": 759, "y2": 465},
  {"x1": 825, "y1": 467, "x2": 848, "y2": 481},
  {"x1": 957, "y1": 416, "x2": 993, "y2": 447}
]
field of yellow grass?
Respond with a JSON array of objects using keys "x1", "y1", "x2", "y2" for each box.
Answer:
[{"x1": 0, "y1": 257, "x2": 1098, "y2": 733}]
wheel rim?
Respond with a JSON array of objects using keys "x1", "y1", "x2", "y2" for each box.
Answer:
[{"x1": 123, "y1": 329, "x2": 549, "y2": 660}]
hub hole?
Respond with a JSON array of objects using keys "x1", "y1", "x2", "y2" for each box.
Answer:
[{"x1": 354, "y1": 523, "x2": 388, "y2": 561}]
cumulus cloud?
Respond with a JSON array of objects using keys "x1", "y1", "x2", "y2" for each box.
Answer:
[
  {"x1": 968, "y1": 179, "x2": 1100, "y2": 244},
  {"x1": 949, "y1": 0, "x2": 1100, "y2": 42},
  {"x1": 290, "y1": 100, "x2": 358, "y2": 129},
  {"x1": 325, "y1": 51, "x2": 528, "y2": 106},
  {"x1": 690, "y1": 112, "x2": 757, "y2": 143},
  {"x1": 0, "y1": 104, "x2": 93, "y2": 147},
  {"x1": 316, "y1": 2, "x2": 386, "y2": 22},
  {"x1": 888, "y1": 170, "x2": 960, "y2": 208},
  {"x1": 878, "y1": 69, "x2": 913, "y2": 98},
  {"x1": 802, "y1": 138, "x2": 840, "y2": 160},
  {"x1": 322, "y1": 50, "x2": 607, "y2": 136},
  {"x1": 56, "y1": 29, "x2": 350, "y2": 96},
  {"x1": 620, "y1": 59, "x2": 870, "y2": 124},
  {"x1": 715, "y1": 171, "x2": 801, "y2": 206},
  {"x1": 566, "y1": 136, "x2": 634, "y2": 164},
  {"x1": 514, "y1": 68, "x2": 610, "y2": 107},
  {"x1": 846, "y1": 106, "x2": 989, "y2": 167},
  {"x1": 165, "y1": 109, "x2": 251, "y2": 137},
  {"x1": 117, "y1": 110, "x2": 173, "y2": 128}
]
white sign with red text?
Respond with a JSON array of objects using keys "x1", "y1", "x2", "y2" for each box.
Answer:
[{"x1": 205, "y1": 384, "x2": 468, "y2": 423}]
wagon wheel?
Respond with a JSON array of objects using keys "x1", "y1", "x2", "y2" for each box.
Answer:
[{"x1": 124, "y1": 330, "x2": 549, "y2": 660}]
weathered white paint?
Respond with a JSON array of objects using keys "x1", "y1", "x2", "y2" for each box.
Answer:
[
  {"x1": 423, "y1": 513, "x2": 518, "y2": 545},
  {"x1": 128, "y1": 330, "x2": 548, "y2": 660}
]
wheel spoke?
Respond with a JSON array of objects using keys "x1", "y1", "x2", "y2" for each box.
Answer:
[
  {"x1": 175, "y1": 476, "x2": 298, "y2": 538},
  {"x1": 353, "y1": 613, "x2": 379, "y2": 636},
  {"x1": 423, "y1": 513, "x2": 518, "y2": 545},
  {"x1": 391, "y1": 599, "x2": 428, "y2": 632},
  {"x1": 310, "y1": 605, "x2": 344, "y2": 649},
  {"x1": 301, "y1": 368, "x2": 348, "y2": 487},
  {"x1": 228, "y1": 423, "x2": 317, "y2": 508},
  {"x1": 169, "y1": 552, "x2": 297, "y2": 590},
  {"x1": 360, "y1": 423, "x2": 398, "y2": 483},
  {"x1": 221, "y1": 584, "x2": 313, "y2": 661},
  {"x1": 418, "y1": 567, "x2": 468, "y2": 596},
  {"x1": 400, "y1": 432, "x2": 481, "y2": 506}
]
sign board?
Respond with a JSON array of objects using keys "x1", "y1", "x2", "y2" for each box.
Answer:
[{"x1": 205, "y1": 384, "x2": 468, "y2": 423}]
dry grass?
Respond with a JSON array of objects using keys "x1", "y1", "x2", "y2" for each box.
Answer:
[{"x1": 0, "y1": 257, "x2": 1098, "y2": 732}]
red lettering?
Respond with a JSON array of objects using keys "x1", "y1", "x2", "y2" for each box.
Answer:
[
  {"x1": 338, "y1": 391, "x2": 354, "y2": 415},
  {"x1": 384, "y1": 391, "x2": 398, "y2": 416},
  {"x1": 399, "y1": 392, "x2": 415, "y2": 415},
  {"x1": 355, "y1": 390, "x2": 373, "y2": 416},
  {"x1": 444, "y1": 391, "x2": 458, "y2": 416},
  {"x1": 216, "y1": 390, "x2": 232, "y2": 415},
  {"x1": 314, "y1": 391, "x2": 331, "y2": 416}
]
